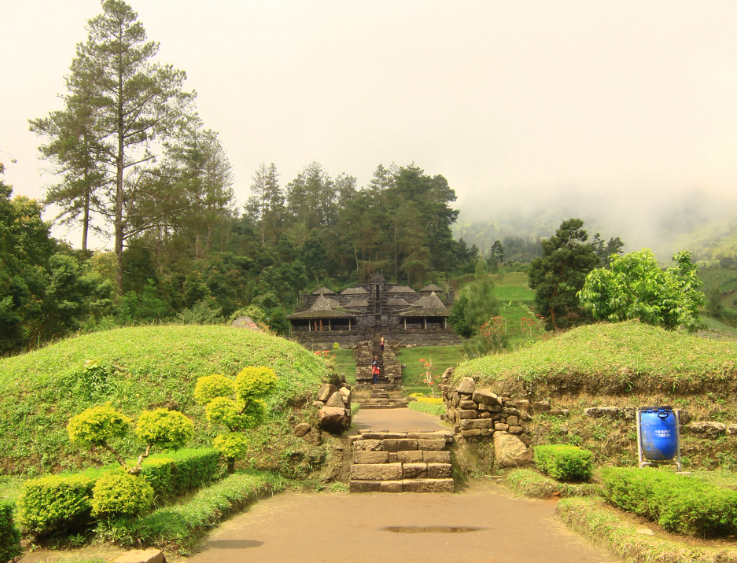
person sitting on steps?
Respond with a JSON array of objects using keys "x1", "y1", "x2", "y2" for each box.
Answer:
[
  {"x1": 371, "y1": 355, "x2": 379, "y2": 384},
  {"x1": 380, "y1": 336, "x2": 385, "y2": 352}
]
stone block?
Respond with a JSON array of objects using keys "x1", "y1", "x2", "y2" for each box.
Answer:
[
  {"x1": 493, "y1": 432, "x2": 533, "y2": 468},
  {"x1": 461, "y1": 429, "x2": 482, "y2": 437},
  {"x1": 110, "y1": 549, "x2": 165, "y2": 563},
  {"x1": 418, "y1": 439, "x2": 446, "y2": 451},
  {"x1": 423, "y1": 450, "x2": 451, "y2": 463},
  {"x1": 426, "y1": 463, "x2": 452, "y2": 479},
  {"x1": 317, "y1": 384, "x2": 337, "y2": 402},
  {"x1": 319, "y1": 406, "x2": 349, "y2": 433},
  {"x1": 686, "y1": 421, "x2": 727, "y2": 437},
  {"x1": 388, "y1": 453, "x2": 399, "y2": 462},
  {"x1": 458, "y1": 409, "x2": 478, "y2": 420},
  {"x1": 294, "y1": 422, "x2": 311, "y2": 437},
  {"x1": 379, "y1": 481, "x2": 403, "y2": 493},
  {"x1": 403, "y1": 462, "x2": 428, "y2": 479},
  {"x1": 480, "y1": 428, "x2": 492, "y2": 436},
  {"x1": 472, "y1": 389, "x2": 500, "y2": 406},
  {"x1": 361, "y1": 432, "x2": 407, "y2": 440},
  {"x1": 397, "y1": 451, "x2": 423, "y2": 463},
  {"x1": 458, "y1": 377, "x2": 476, "y2": 394},
  {"x1": 507, "y1": 416, "x2": 519, "y2": 426},
  {"x1": 508, "y1": 399, "x2": 530, "y2": 410},
  {"x1": 407, "y1": 431, "x2": 452, "y2": 441},
  {"x1": 494, "y1": 423, "x2": 509, "y2": 432},
  {"x1": 402, "y1": 478, "x2": 454, "y2": 493},
  {"x1": 460, "y1": 419, "x2": 493, "y2": 430},
  {"x1": 351, "y1": 463, "x2": 403, "y2": 481},
  {"x1": 350, "y1": 480, "x2": 381, "y2": 492},
  {"x1": 353, "y1": 439, "x2": 382, "y2": 451},
  {"x1": 325, "y1": 392, "x2": 346, "y2": 408},
  {"x1": 459, "y1": 399, "x2": 478, "y2": 410},
  {"x1": 531, "y1": 401, "x2": 551, "y2": 413},
  {"x1": 479, "y1": 412, "x2": 491, "y2": 419},
  {"x1": 358, "y1": 429, "x2": 389, "y2": 435},
  {"x1": 548, "y1": 409, "x2": 569, "y2": 417},
  {"x1": 383, "y1": 439, "x2": 418, "y2": 452},
  {"x1": 353, "y1": 451, "x2": 389, "y2": 464},
  {"x1": 508, "y1": 426, "x2": 523, "y2": 434},
  {"x1": 584, "y1": 407, "x2": 622, "y2": 419}
]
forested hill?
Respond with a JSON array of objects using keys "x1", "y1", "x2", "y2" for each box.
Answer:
[{"x1": 1, "y1": 162, "x2": 482, "y2": 356}]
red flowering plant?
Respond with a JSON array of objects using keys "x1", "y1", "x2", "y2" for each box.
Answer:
[
  {"x1": 419, "y1": 358, "x2": 441, "y2": 397},
  {"x1": 479, "y1": 315, "x2": 508, "y2": 353}
]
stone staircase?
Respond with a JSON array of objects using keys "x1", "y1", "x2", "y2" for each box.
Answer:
[
  {"x1": 354, "y1": 385, "x2": 408, "y2": 409},
  {"x1": 349, "y1": 430, "x2": 454, "y2": 493}
]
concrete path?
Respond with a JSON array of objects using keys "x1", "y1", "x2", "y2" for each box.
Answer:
[
  {"x1": 186, "y1": 479, "x2": 616, "y2": 563},
  {"x1": 350, "y1": 406, "x2": 449, "y2": 434}
]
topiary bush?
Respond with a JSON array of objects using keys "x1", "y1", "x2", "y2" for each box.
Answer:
[
  {"x1": 195, "y1": 367, "x2": 278, "y2": 473},
  {"x1": 600, "y1": 467, "x2": 737, "y2": 537},
  {"x1": 91, "y1": 473, "x2": 154, "y2": 519},
  {"x1": 0, "y1": 500, "x2": 21, "y2": 563},
  {"x1": 17, "y1": 475, "x2": 94, "y2": 537},
  {"x1": 68, "y1": 405, "x2": 195, "y2": 474},
  {"x1": 534, "y1": 445, "x2": 594, "y2": 482}
]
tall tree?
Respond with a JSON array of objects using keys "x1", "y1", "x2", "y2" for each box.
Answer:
[
  {"x1": 528, "y1": 218, "x2": 600, "y2": 331},
  {"x1": 67, "y1": 0, "x2": 193, "y2": 290}
]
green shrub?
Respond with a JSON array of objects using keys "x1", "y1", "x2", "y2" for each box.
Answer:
[
  {"x1": 505, "y1": 468, "x2": 601, "y2": 499},
  {"x1": 67, "y1": 404, "x2": 132, "y2": 448},
  {"x1": 17, "y1": 475, "x2": 94, "y2": 537},
  {"x1": 0, "y1": 500, "x2": 21, "y2": 563},
  {"x1": 193, "y1": 374, "x2": 235, "y2": 405},
  {"x1": 91, "y1": 473, "x2": 154, "y2": 519},
  {"x1": 134, "y1": 409, "x2": 194, "y2": 451},
  {"x1": 95, "y1": 471, "x2": 286, "y2": 554},
  {"x1": 534, "y1": 445, "x2": 594, "y2": 482},
  {"x1": 600, "y1": 467, "x2": 737, "y2": 536}
]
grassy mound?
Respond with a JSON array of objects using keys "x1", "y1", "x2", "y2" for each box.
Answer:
[
  {"x1": 455, "y1": 321, "x2": 737, "y2": 397},
  {"x1": 0, "y1": 325, "x2": 328, "y2": 475}
]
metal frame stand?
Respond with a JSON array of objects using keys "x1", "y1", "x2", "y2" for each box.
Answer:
[{"x1": 637, "y1": 407, "x2": 682, "y2": 471}]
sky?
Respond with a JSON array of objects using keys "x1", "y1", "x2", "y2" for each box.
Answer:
[{"x1": 2, "y1": 1, "x2": 737, "y2": 251}]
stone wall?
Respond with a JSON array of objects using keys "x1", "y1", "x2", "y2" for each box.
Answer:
[
  {"x1": 442, "y1": 370, "x2": 534, "y2": 468},
  {"x1": 381, "y1": 329, "x2": 461, "y2": 347},
  {"x1": 289, "y1": 330, "x2": 372, "y2": 350}
]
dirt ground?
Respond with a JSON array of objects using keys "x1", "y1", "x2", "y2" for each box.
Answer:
[
  {"x1": 185, "y1": 480, "x2": 617, "y2": 563},
  {"x1": 350, "y1": 407, "x2": 450, "y2": 434}
]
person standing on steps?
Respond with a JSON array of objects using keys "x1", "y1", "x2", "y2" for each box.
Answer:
[
  {"x1": 380, "y1": 336, "x2": 385, "y2": 352},
  {"x1": 371, "y1": 355, "x2": 379, "y2": 384}
]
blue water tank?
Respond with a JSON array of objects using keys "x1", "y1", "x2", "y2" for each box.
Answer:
[{"x1": 640, "y1": 407, "x2": 678, "y2": 461}]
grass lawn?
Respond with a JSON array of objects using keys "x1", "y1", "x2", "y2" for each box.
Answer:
[
  {"x1": 330, "y1": 348, "x2": 357, "y2": 383},
  {"x1": 397, "y1": 344, "x2": 466, "y2": 394}
]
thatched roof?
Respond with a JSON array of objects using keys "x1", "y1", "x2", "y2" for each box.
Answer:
[
  {"x1": 387, "y1": 285, "x2": 416, "y2": 294},
  {"x1": 312, "y1": 286, "x2": 336, "y2": 295},
  {"x1": 287, "y1": 294, "x2": 356, "y2": 320},
  {"x1": 345, "y1": 298, "x2": 369, "y2": 307},
  {"x1": 341, "y1": 287, "x2": 369, "y2": 295},
  {"x1": 398, "y1": 292, "x2": 450, "y2": 317},
  {"x1": 386, "y1": 298, "x2": 410, "y2": 306},
  {"x1": 420, "y1": 283, "x2": 444, "y2": 293}
]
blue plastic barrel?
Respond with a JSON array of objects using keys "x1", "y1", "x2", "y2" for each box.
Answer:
[{"x1": 639, "y1": 407, "x2": 678, "y2": 461}]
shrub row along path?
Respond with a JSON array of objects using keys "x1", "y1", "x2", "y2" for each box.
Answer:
[{"x1": 189, "y1": 410, "x2": 615, "y2": 563}]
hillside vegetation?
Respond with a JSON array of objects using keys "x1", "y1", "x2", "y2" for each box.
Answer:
[
  {"x1": 0, "y1": 326, "x2": 328, "y2": 475},
  {"x1": 455, "y1": 321, "x2": 737, "y2": 397}
]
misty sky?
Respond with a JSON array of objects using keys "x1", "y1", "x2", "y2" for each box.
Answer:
[{"x1": 2, "y1": 1, "x2": 737, "y2": 251}]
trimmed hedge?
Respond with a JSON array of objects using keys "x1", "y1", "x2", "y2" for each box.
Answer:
[
  {"x1": 96, "y1": 471, "x2": 286, "y2": 555},
  {"x1": 559, "y1": 497, "x2": 737, "y2": 563},
  {"x1": 17, "y1": 474, "x2": 94, "y2": 537},
  {"x1": 534, "y1": 445, "x2": 594, "y2": 482},
  {"x1": 0, "y1": 500, "x2": 21, "y2": 563},
  {"x1": 17, "y1": 448, "x2": 221, "y2": 537},
  {"x1": 600, "y1": 467, "x2": 737, "y2": 537}
]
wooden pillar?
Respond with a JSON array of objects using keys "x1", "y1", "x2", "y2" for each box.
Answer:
[
  {"x1": 404, "y1": 317, "x2": 406, "y2": 330},
  {"x1": 424, "y1": 317, "x2": 427, "y2": 330},
  {"x1": 329, "y1": 319, "x2": 332, "y2": 331},
  {"x1": 319, "y1": 319, "x2": 323, "y2": 331}
]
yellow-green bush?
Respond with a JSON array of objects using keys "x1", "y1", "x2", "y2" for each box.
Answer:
[
  {"x1": 415, "y1": 396, "x2": 443, "y2": 405},
  {"x1": 193, "y1": 374, "x2": 235, "y2": 405},
  {"x1": 135, "y1": 409, "x2": 194, "y2": 451},
  {"x1": 67, "y1": 404, "x2": 132, "y2": 447},
  {"x1": 235, "y1": 367, "x2": 278, "y2": 399},
  {"x1": 17, "y1": 475, "x2": 94, "y2": 537},
  {"x1": 534, "y1": 445, "x2": 594, "y2": 482},
  {"x1": 91, "y1": 473, "x2": 153, "y2": 519},
  {"x1": 0, "y1": 500, "x2": 21, "y2": 562}
]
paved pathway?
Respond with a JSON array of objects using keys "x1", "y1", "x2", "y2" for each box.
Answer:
[
  {"x1": 350, "y1": 406, "x2": 449, "y2": 434},
  {"x1": 186, "y1": 480, "x2": 616, "y2": 563}
]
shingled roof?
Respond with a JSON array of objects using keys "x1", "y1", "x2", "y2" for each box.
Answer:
[
  {"x1": 386, "y1": 285, "x2": 416, "y2": 294},
  {"x1": 341, "y1": 287, "x2": 369, "y2": 295},
  {"x1": 312, "y1": 286, "x2": 336, "y2": 295},
  {"x1": 344, "y1": 298, "x2": 369, "y2": 307},
  {"x1": 398, "y1": 292, "x2": 450, "y2": 317},
  {"x1": 287, "y1": 294, "x2": 356, "y2": 319},
  {"x1": 420, "y1": 283, "x2": 444, "y2": 293},
  {"x1": 386, "y1": 298, "x2": 410, "y2": 306}
]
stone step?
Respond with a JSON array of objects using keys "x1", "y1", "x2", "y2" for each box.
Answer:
[
  {"x1": 358, "y1": 402, "x2": 409, "y2": 409},
  {"x1": 350, "y1": 479, "x2": 454, "y2": 493}
]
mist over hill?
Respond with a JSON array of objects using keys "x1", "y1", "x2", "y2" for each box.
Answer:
[{"x1": 454, "y1": 185, "x2": 737, "y2": 264}]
